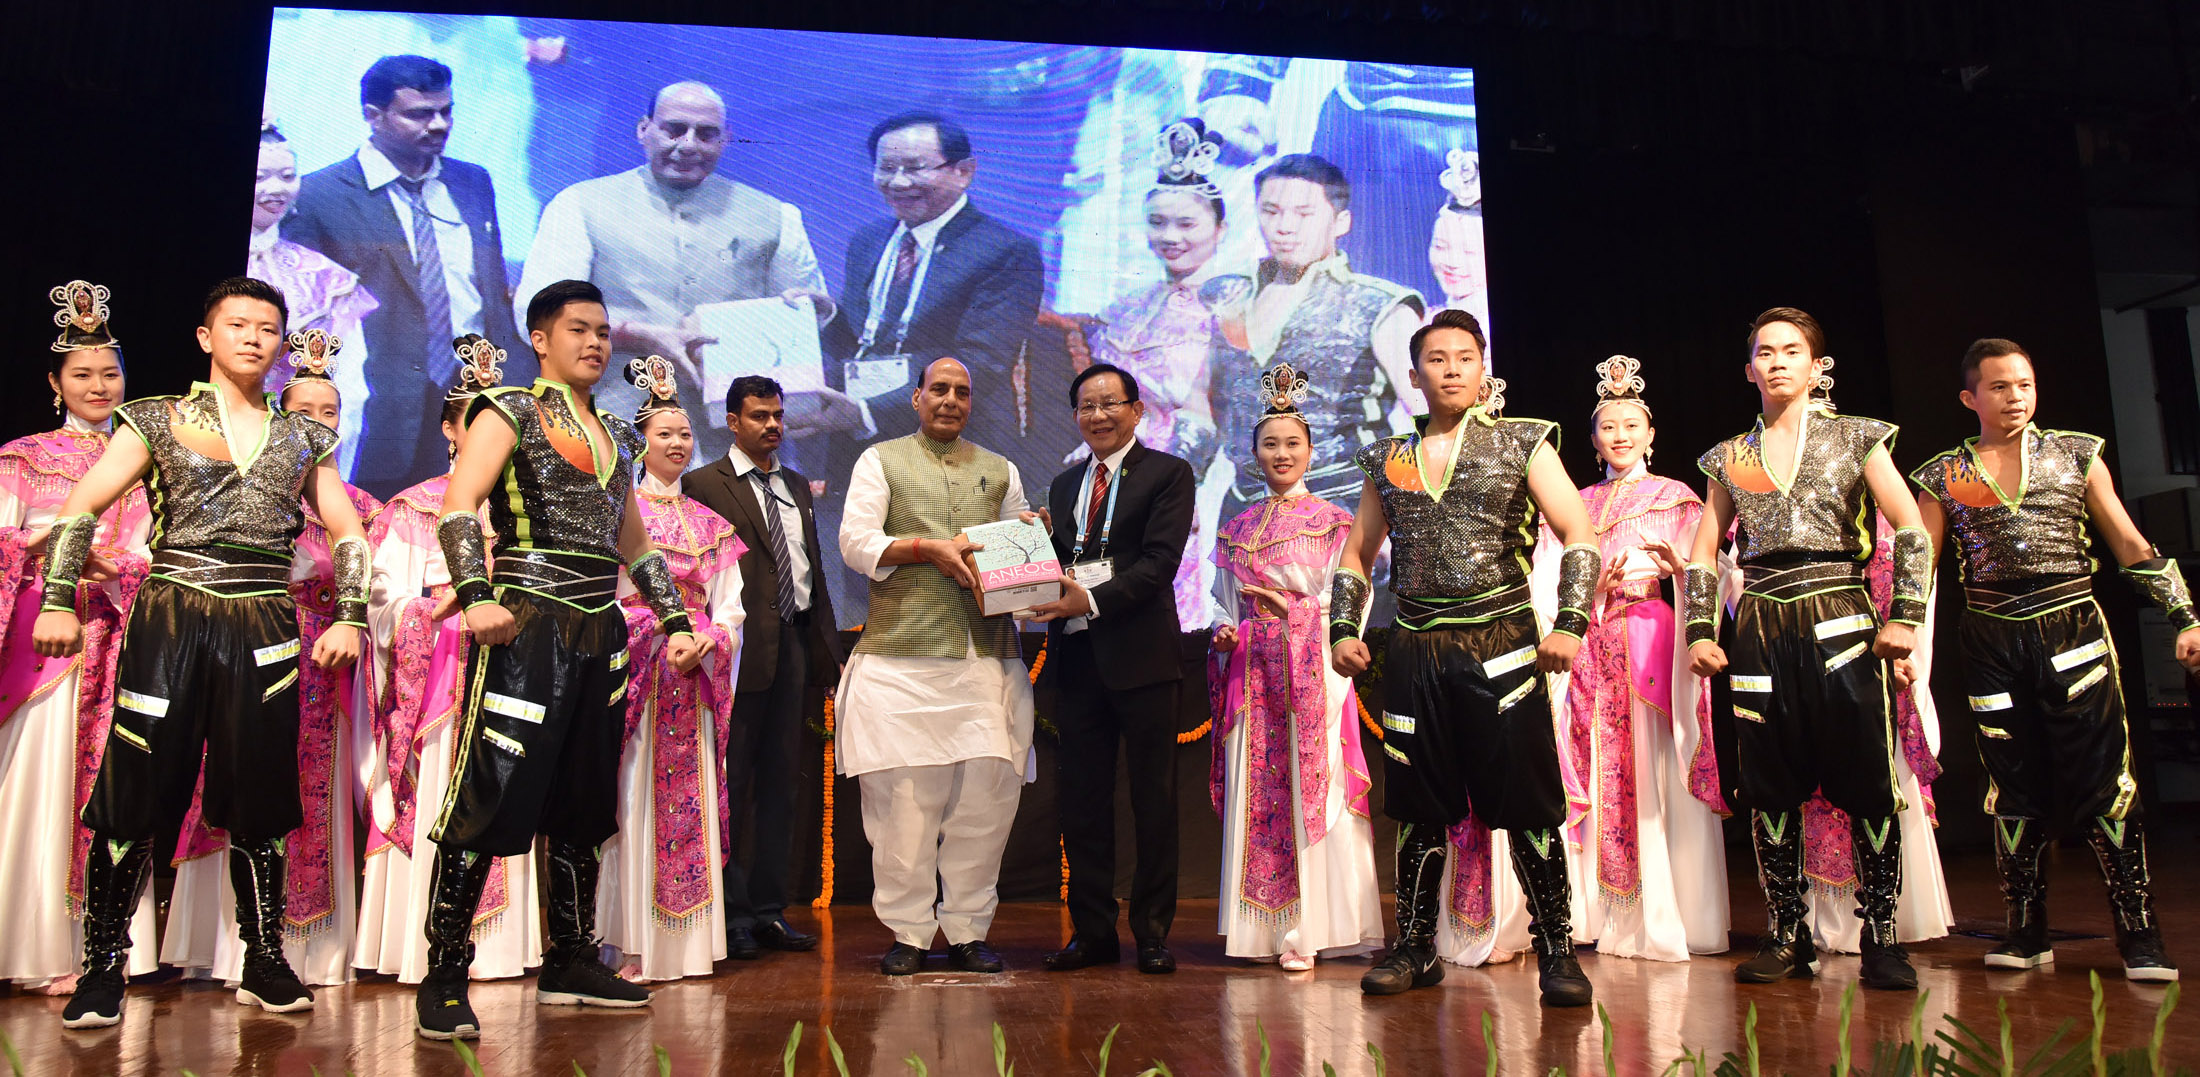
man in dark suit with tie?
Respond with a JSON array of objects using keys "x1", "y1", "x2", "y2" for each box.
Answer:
[
  {"x1": 802, "y1": 110, "x2": 1075, "y2": 619},
  {"x1": 683, "y1": 374, "x2": 844, "y2": 959},
  {"x1": 286, "y1": 54, "x2": 527, "y2": 494},
  {"x1": 1028, "y1": 364, "x2": 1196, "y2": 974}
]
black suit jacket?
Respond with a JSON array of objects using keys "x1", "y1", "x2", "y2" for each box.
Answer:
[
  {"x1": 1044, "y1": 442, "x2": 1196, "y2": 691},
  {"x1": 820, "y1": 202, "x2": 1072, "y2": 463},
  {"x1": 685, "y1": 455, "x2": 844, "y2": 690},
  {"x1": 286, "y1": 153, "x2": 530, "y2": 489}
]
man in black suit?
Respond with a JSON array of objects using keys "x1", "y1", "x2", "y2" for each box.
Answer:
[
  {"x1": 683, "y1": 375, "x2": 844, "y2": 959},
  {"x1": 802, "y1": 110, "x2": 1074, "y2": 620},
  {"x1": 286, "y1": 54, "x2": 527, "y2": 494},
  {"x1": 1028, "y1": 364, "x2": 1196, "y2": 974}
]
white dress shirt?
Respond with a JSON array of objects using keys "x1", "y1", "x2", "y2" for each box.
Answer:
[
  {"x1": 358, "y1": 142, "x2": 486, "y2": 338},
  {"x1": 726, "y1": 444, "x2": 813, "y2": 614},
  {"x1": 849, "y1": 195, "x2": 971, "y2": 438},
  {"x1": 1062, "y1": 439, "x2": 1135, "y2": 632},
  {"x1": 831, "y1": 440, "x2": 1035, "y2": 780}
]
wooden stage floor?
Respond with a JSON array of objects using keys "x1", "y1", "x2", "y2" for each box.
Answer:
[{"x1": 2, "y1": 835, "x2": 2192, "y2": 1075}]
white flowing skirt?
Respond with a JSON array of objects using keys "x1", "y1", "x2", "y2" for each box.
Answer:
[
  {"x1": 597, "y1": 699, "x2": 727, "y2": 982},
  {"x1": 1807, "y1": 753, "x2": 1954, "y2": 953},
  {"x1": 1215, "y1": 693, "x2": 1382, "y2": 960},
  {"x1": 1566, "y1": 692, "x2": 1731, "y2": 961}
]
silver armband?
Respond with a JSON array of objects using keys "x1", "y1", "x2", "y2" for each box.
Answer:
[
  {"x1": 1683, "y1": 563, "x2": 1720, "y2": 648},
  {"x1": 1551, "y1": 543, "x2": 1601, "y2": 640}
]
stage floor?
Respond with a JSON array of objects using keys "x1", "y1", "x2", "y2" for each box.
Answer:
[{"x1": 2, "y1": 835, "x2": 2192, "y2": 1075}]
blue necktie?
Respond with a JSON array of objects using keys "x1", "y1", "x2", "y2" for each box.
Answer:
[
  {"x1": 399, "y1": 178, "x2": 453, "y2": 380},
  {"x1": 751, "y1": 469, "x2": 802, "y2": 619}
]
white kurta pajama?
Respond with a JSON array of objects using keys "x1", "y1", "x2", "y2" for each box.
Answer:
[{"x1": 836, "y1": 445, "x2": 1036, "y2": 950}]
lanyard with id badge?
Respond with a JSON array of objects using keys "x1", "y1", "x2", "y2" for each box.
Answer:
[
  {"x1": 843, "y1": 228, "x2": 935, "y2": 400},
  {"x1": 1070, "y1": 460, "x2": 1123, "y2": 591}
]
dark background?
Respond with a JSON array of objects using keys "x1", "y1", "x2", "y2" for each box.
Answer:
[{"x1": 7, "y1": 0, "x2": 2188, "y2": 902}]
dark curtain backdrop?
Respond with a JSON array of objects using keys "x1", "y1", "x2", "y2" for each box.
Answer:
[{"x1": 3, "y1": 0, "x2": 2150, "y2": 895}]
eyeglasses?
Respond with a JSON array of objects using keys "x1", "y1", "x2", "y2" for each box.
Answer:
[
  {"x1": 872, "y1": 160, "x2": 958, "y2": 182},
  {"x1": 1074, "y1": 400, "x2": 1133, "y2": 419}
]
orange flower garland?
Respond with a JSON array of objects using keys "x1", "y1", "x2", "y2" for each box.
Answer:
[
  {"x1": 812, "y1": 692, "x2": 836, "y2": 909},
  {"x1": 1356, "y1": 685, "x2": 1383, "y2": 740}
]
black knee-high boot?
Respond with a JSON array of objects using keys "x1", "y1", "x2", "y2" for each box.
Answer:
[
  {"x1": 1510, "y1": 827, "x2": 1592, "y2": 1007},
  {"x1": 61, "y1": 837, "x2": 152, "y2": 1029},
  {"x1": 2088, "y1": 818, "x2": 2180, "y2": 982},
  {"x1": 416, "y1": 846, "x2": 494, "y2": 1040},
  {"x1": 230, "y1": 837, "x2": 314, "y2": 1012},
  {"x1": 536, "y1": 839, "x2": 649, "y2": 1007},
  {"x1": 1851, "y1": 813, "x2": 1915, "y2": 990},
  {"x1": 1985, "y1": 816, "x2": 2052, "y2": 970},
  {"x1": 1735, "y1": 809, "x2": 1817, "y2": 983},
  {"x1": 1361, "y1": 824, "x2": 1447, "y2": 996}
]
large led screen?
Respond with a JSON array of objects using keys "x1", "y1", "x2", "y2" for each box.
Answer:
[{"x1": 252, "y1": 9, "x2": 1487, "y2": 629}]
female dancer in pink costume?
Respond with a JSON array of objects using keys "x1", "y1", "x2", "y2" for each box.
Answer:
[
  {"x1": 160, "y1": 331, "x2": 381, "y2": 987},
  {"x1": 354, "y1": 335, "x2": 543, "y2": 982},
  {"x1": 1536, "y1": 356, "x2": 1729, "y2": 962},
  {"x1": 596, "y1": 356, "x2": 746, "y2": 982},
  {"x1": 0, "y1": 283, "x2": 156, "y2": 990},
  {"x1": 1208, "y1": 363, "x2": 1381, "y2": 971}
]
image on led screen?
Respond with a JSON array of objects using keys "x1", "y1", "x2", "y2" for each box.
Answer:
[{"x1": 252, "y1": 9, "x2": 1486, "y2": 629}]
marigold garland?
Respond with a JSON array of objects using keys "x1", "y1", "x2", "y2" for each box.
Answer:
[
  {"x1": 1176, "y1": 719, "x2": 1211, "y2": 744},
  {"x1": 1356, "y1": 685, "x2": 1383, "y2": 740},
  {"x1": 812, "y1": 692, "x2": 836, "y2": 909},
  {"x1": 1058, "y1": 836, "x2": 1069, "y2": 902}
]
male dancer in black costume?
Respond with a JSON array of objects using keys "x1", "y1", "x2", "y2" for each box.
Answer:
[
  {"x1": 1683, "y1": 307, "x2": 1930, "y2": 991},
  {"x1": 35, "y1": 277, "x2": 370, "y2": 1028},
  {"x1": 1328, "y1": 308, "x2": 1600, "y2": 1007},
  {"x1": 1911, "y1": 338, "x2": 2190, "y2": 982},
  {"x1": 416, "y1": 279, "x2": 710, "y2": 1039}
]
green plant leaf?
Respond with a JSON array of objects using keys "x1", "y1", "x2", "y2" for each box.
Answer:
[
  {"x1": 572, "y1": 1064, "x2": 588, "y2": 1077},
  {"x1": 2000, "y1": 998, "x2": 2015, "y2": 1077},
  {"x1": 1, "y1": 1030, "x2": 25, "y2": 1077},
  {"x1": 452, "y1": 1039, "x2": 483, "y2": 1077},
  {"x1": 995, "y1": 1021, "x2": 1015, "y2": 1077},
  {"x1": 1097, "y1": 1024, "x2": 1120, "y2": 1077},
  {"x1": 1910, "y1": 990, "x2": 1932, "y2": 1077},
  {"x1": 1599, "y1": 1002, "x2": 1616, "y2": 1076},
  {"x1": 2091, "y1": 972, "x2": 2107, "y2": 1077},
  {"x1": 656, "y1": 1043, "x2": 673, "y2": 1077},
  {"x1": 1368, "y1": 1042, "x2": 1388, "y2": 1077},
  {"x1": 827, "y1": 1027, "x2": 851, "y2": 1077},
  {"x1": 905, "y1": 1052, "x2": 931, "y2": 1075},
  {"x1": 1324, "y1": 1065, "x2": 1338, "y2": 1077},
  {"x1": 1836, "y1": 981, "x2": 1857, "y2": 1077},
  {"x1": 785, "y1": 1021, "x2": 805, "y2": 1077},
  {"x1": 1258, "y1": 1019, "x2": 1272, "y2": 1077},
  {"x1": 1485, "y1": 1011, "x2": 1499, "y2": 1077},
  {"x1": 2150, "y1": 981, "x2": 2180, "y2": 1077},
  {"x1": 1745, "y1": 1003, "x2": 1760, "y2": 1077}
]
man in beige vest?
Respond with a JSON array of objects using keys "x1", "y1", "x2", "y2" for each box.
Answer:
[{"x1": 836, "y1": 357, "x2": 1041, "y2": 976}]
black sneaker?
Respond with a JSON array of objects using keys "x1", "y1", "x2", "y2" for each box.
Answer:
[
  {"x1": 237, "y1": 954, "x2": 314, "y2": 1013},
  {"x1": 537, "y1": 950, "x2": 650, "y2": 1008},
  {"x1": 61, "y1": 969, "x2": 126, "y2": 1029},
  {"x1": 1859, "y1": 941, "x2": 1918, "y2": 991},
  {"x1": 1537, "y1": 950, "x2": 1594, "y2": 1007},
  {"x1": 416, "y1": 968, "x2": 480, "y2": 1040},
  {"x1": 1984, "y1": 933, "x2": 2054, "y2": 971},
  {"x1": 1734, "y1": 935, "x2": 1818, "y2": 984},
  {"x1": 1359, "y1": 945, "x2": 1443, "y2": 996},
  {"x1": 2119, "y1": 929, "x2": 2180, "y2": 983}
]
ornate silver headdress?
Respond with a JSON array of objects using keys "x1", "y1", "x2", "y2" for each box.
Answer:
[
  {"x1": 627, "y1": 354, "x2": 681, "y2": 422},
  {"x1": 50, "y1": 280, "x2": 118, "y2": 353},
  {"x1": 1152, "y1": 120, "x2": 1223, "y2": 200},
  {"x1": 1810, "y1": 355, "x2": 1837, "y2": 409},
  {"x1": 1253, "y1": 362, "x2": 1311, "y2": 435},
  {"x1": 285, "y1": 328, "x2": 340, "y2": 381},
  {"x1": 1439, "y1": 147, "x2": 1480, "y2": 212},
  {"x1": 1591, "y1": 354, "x2": 1650, "y2": 421},
  {"x1": 447, "y1": 334, "x2": 507, "y2": 404}
]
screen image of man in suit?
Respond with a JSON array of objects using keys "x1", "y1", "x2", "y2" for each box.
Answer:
[
  {"x1": 682, "y1": 375, "x2": 843, "y2": 959},
  {"x1": 1027, "y1": 364, "x2": 1196, "y2": 975},
  {"x1": 804, "y1": 110, "x2": 1070, "y2": 626},
  {"x1": 286, "y1": 53, "x2": 526, "y2": 494},
  {"x1": 513, "y1": 81, "x2": 833, "y2": 466}
]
